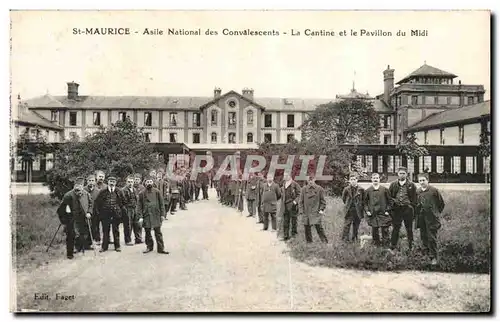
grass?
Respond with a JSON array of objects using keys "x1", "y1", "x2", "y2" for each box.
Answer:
[{"x1": 284, "y1": 191, "x2": 491, "y2": 274}]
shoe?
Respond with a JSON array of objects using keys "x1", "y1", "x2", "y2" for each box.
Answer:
[
  {"x1": 246, "y1": 215, "x2": 253, "y2": 218},
  {"x1": 135, "y1": 240, "x2": 143, "y2": 244},
  {"x1": 115, "y1": 248, "x2": 122, "y2": 252},
  {"x1": 261, "y1": 228, "x2": 268, "y2": 231},
  {"x1": 67, "y1": 255, "x2": 74, "y2": 259},
  {"x1": 257, "y1": 221, "x2": 263, "y2": 224},
  {"x1": 95, "y1": 241, "x2": 101, "y2": 246},
  {"x1": 143, "y1": 249, "x2": 153, "y2": 254},
  {"x1": 126, "y1": 242, "x2": 134, "y2": 246},
  {"x1": 158, "y1": 250, "x2": 170, "y2": 254},
  {"x1": 84, "y1": 246, "x2": 94, "y2": 250},
  {"x1": 99, "y1": 249, "x2": 107, "y2": 253},
  {"x1": 170, "y1": 212, "x2": 175, "y2": 215}
]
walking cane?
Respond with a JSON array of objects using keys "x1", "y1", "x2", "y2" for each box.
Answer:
[
  {"x1": 86, "y1": 217, "x2": 98, "y2": 257},
  {"x1": 46, "y1": 223, "x2": 62, "y2": 252}
]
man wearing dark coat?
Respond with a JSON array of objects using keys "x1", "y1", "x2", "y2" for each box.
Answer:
[
  {"x1": 133, "y1": 173, "x2": 145, "y2": 193},
  {"x1": 137, "y1": 176, "x2": 169, "y2": 254},
  {"x1": 85, "y1": 174, "x2": 100, "y2": 246},
  {"x1": 93, "y1": 170, "x2": 108, "y2": 245},
  {"x1": 236, "y1": 177, "x2": 245, "y2": 212},
  {"x1": 256, "y1": 173, "x2": 265, "y2": 224},
  {"x1": 245, "y1": 173, "x2": 259, "y2": 218},
  {"x1": 341, "y1": 173, "x2": 365, "y2": 242},
  {"x1": 94, "y1": 176, "x2": 126, "y2": 252},
  {"x1": 280, "y1": 173, "x2": 301, "y2": 241},
  {"x1": 388, "y1": 166, "x2": 418, "y2": 251},
  {"x1": 122, "y1": 175, "x2": 140, "y2": 245},
  {"x1": 298, "y1": 175, "x2": 328, "y2": 243},
  {"x1": 57, "y1": 177, "x2": 93, "y2": 259},
  {"x1": 261, "y1": 174, "x2": 282, "y2": 231},
  {"x1": 364, "y1": 172, "x2": 393, "y2": 246},
  {"x1": 199, "y1": 172, "x2": 210, "y2": 200},
  {"x1": 416, "y1": 173, "x2": 445, "y2": 265}
]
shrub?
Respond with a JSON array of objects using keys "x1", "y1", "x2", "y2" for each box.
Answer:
[{"x1": 286, "y1": 190, "x2": 490, "y2": 273}]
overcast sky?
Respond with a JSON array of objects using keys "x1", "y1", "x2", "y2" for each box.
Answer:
[{"x1": 10, "y1": 10, "x2": 490, "y2": 103}]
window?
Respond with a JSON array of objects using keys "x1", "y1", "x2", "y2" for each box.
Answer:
[
  {"x1": 144, "y1": 112, "x2": 152, "y2": 126},
  {"x1": 69, "y1": 132, "x2": 77, "y2": 139},
  {"x1": 411, "y1": 95, "x2": 418, "y2": 105},
  {"x1": 397, "y1": 96, "x2": 402, "y2": 106},
  {"x1": 424, "y1": 131, "x2": 428, "y2": 145},
  {"x1": 459, "y1": 126, "x2": 464, "y2": 144},
  {"x1": 378, "y1": 156, "x2": 383, "y2": 173},
  {"x1": 287, "y1": 134, "x2": 295, "y2": 143},
  {"x1": 144, "y1": 133, "x2": 151, "y2": 142},
  {"x1": 365, "y1": 156, "x2": 373, "y2": 172},
  {"x1": 383, "y1": 115, "x2": 391, "y2": 129},
  {"x1": 398, "y1": 134, "x2": 402, "y2": 143},
  {"x1": 452, "y1": 156, "x2": 461, "y2": 173},
  {"x1": 436, "y1": 156, "x2": 444, "y2": 173},
  {"x1": 264, "y1": 133, "x2": 272, "y2": 143},
  {"x1": 383, "y1": 135, "x2": 391, "y2": 145},
  {"x1": 228, "y1": 132, "x2": 236, "y2": 144},
  {"x1": 434, "y1": 96, "x2": 439, "y2": 104},
  {"x1": 211, "y1": 132, "x2": 217, "y2": 143},
  {"x1": 440, "y1": 128, "x2": 445, "y2": 145},
  {"x1": 169, "y1": 133, "x2": 177, "y2": 143},
  {"x1": 264, "y1": 114, "x2": 272, "y2": 128},
  {"x1": 32, "y1": 156, "x2": 40, "y2": 171},
  {"x1": 407, "y1": 157, "x2": 415, "y2": 174},
  {"x1": 247, "y1": 132, "x2": 253, "y2": 143},
  {"x1": 193, "y1": 113, "x2": 201, "y2": 127},
  {"x1": 169, "y1": 112, "x2": 178, "y2": 126},
  {"x1": 447, "y1": 96, "x2": 452, "y2": 105},
  {"x1": 118, "y1": 112, "x2": 127, "y2": 122},
  {"x1": 14, "y1": 156, "x2": 22, "y2": 171},
  {"x1": 466, "y1": 156, "x2": 476, "y2": 173},
  {"x1": 387, "y1": 156, "x2": 394, "y2": 173},
  {"x1": 69, "y1": 112, "x2": 77, "y2": 126},
  {"x1": 211, "y1": 110, "x2": 218, "y2": 126},
  {"x1": 247, "y1": 110, "x2": 254, "y2": 125},
  {"x1": 287, "y1": 114, "x2": 295, "y2": 128},
  {"x1": 193, "y1": 133, "x2": 200, "y2": 143},
  {"x1": 468, "y1": 96, "x2": 474, "y2": 105},
  {"x1": 51, "y1": 111, "x2": 58, "y2": 122},
  {"x1": 395, "y1": 156, "x2": 402, "y2": 170},
  {"x1": 420, "y1": 156, "x2": 431, "y2": 173},
  {"x1": 398, "y1": 114, "x2": 402, "y2": 126},
  {"x1": 93, "y1": 112, "x2": 101, "y2": 126},
  {"x1": 228, "y1": 112, "x2": 236, "y2": 128}
]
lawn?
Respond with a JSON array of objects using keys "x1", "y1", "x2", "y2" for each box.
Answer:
[{"x1": 283, "y1": 190, "x2": 491, "y2": 274}]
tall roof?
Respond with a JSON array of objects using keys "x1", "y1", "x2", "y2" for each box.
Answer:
[
  {"x1": 14, "y1": 108, "x2": 63, "y2": 131},
  {"x1": 336, "y1": 87, "x2": 373, "y2": 100},
  {"x1": 407, "y1": 100, "x2": 490, "y2": 131},
  {"x1": 396, "y1": 63, "x2": 458, "y2": 84}
]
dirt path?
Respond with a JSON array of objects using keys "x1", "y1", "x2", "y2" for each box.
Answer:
[{"x1": 14, "y1": 189, "x2": 490, "y2": 312}]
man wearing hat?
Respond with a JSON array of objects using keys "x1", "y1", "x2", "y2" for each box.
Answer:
[
  {"x1": 137, "y1": 176, "x2": 169, "y2": 254},
  {"x1": 299, "y1": 174, "x2": 328, "y2": 243},
  {"x1": 56, "y1": 177, "x2": 93, "y2": 259},
  {"x1": 416, "y1": 173, "x2": 445, "y2": 265},
  {"x1": 94, "y1": 176, "x2": 126, "y2": 252},
  {"x1": 388, "y1": 166, "x2": 418, "y2": 252},
  {"x1": 341, "y1": 173, "x2": 365, "y2": 242}
]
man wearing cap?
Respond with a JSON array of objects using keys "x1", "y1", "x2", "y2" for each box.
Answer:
[
  {"x1": 200, "y1": 171, "x2": 210, "y2": 200},
  {"x1": 416, "y1": 173, "x2": 445, "y2": 265},
  {"x1": 137, "y1": 176, "x2": 169, "y2": 254},
  {"x1": 122, "y1": 175, "x2": 140, "y2": 246},
  {"x1": 85, "y1": 174, "x2": 101, "y2": 247},
  {"x1": 341, "y1": 173, "x2": 365, "y2": 242},
  {"x1": 94, "y1": 176, "x2": 126, "y2": 252},
  {"x1": 388, "y1": 166, "x2": 418, "y2": 252},
  {"x1": 280, "y1": 172, "x2": 301, "y2": 241},
  {"x1": 261, "y1": 174, "x2": 282, "y2": 232},
  {"x1": 133, "y1": 173, "x2": 145, "y2": 193},
  {"x1": 168, "y1": 172, "x2": 181, "y2": 215},
  {"x1": 299, "y1": 175, "x2": 328, "y2": 243},
  {"x1": 245, "y1": 173, "x2": 259, "y2": 218},
  {"x1": 56, "y1": 177, "x2": 93, "y2": 259}
]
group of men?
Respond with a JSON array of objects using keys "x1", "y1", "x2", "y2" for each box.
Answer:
[{"x1": 56, "y1": 167, "x2": 210, "y2": 259}]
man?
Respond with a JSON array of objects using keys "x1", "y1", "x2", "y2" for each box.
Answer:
[
  {"x1": 416, "y1": 173, "x2": 445, "y2": 265},
  {"x1": 85, "y1": 174, "x2": 101, "y2": 246},
  {"x1": 122, "y1": 175, "x2": 140, "y2": 245},
  {"x1": 133, "y1": 173, "x2": 145, "y2": 193},
  {"x1": 236, "y1": 176, "x2": 245, "y2": 213},
  {"x1": 298, "y1": 175, "x2": 328, "y2": 243},
  {"x1": 389, "y1": 166, "x2": 418, "y2": 251},
  {"x1": 261, "y1": 174, "x2": 282, "y2": 232},
  {"x1": 94, "y1": 176, "x2": 126, "y2": 252},
  {"x1": 229, "y1": 178, "x2": 238, "y2": 208},
  {"x1": 341, "y1": 173, "x2": 365, "y2": 242},
  {"x1": 256, "y1": 172, "x2": 265, "y2": 224},
  {"x1": 245, "y1": 173, "x2": 259, "y2": 218},
  {"x1": 179, "y1": 171, "x2": 188, "y2": 210},
  {"x1": 56, "y1": 177, "x2": 93, "y2": 259},
  {"x1": 280, "y1": 173, "x2": 301, "y2": 241},
  {"x1": 200, "y1": 171, "x2": 210, "y2": 200},
  {"x1": 94, "y1": 170, "x2": 109, "y2": 244},
  {"x1": 193, "y1": 175, "x2": 201, "y2": 201},
  {"x1": 168, "y1": 173, "x2": 181, "y2": 215},
  {"x1": 137, "y1": 176, "x2": 169, "y2": 254},
  {"x1": 364, "y1": 172, "x2": 393, "y2": 247}
]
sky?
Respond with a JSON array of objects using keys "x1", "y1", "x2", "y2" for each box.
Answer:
[{"x1": 10, "y1": 10, "x2": 490, "y2": 103}]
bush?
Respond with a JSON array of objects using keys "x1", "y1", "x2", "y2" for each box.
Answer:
[{"x1": 286, "y1": 190, "x2": 490, "y2": 273}]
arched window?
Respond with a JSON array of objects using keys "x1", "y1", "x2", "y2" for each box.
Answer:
[
  {"x1": 247, "y1": 110, "x2": 254, "y2": 125},
  {"x1": 211, "y1": 110, "x2": 218, "y2": 126},
  {"x1": 211, "y1": 132, "x2": 217, "y2": 143},
  {"x1": 247, "y1": 132, "x2": 253, "y2": 143}
]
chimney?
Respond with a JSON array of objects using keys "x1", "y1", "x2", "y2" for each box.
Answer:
[
  {"x1": 383, "y1": 65, "x2": 395, "y2": 105},
  {"x1": 214, "y1": 87, "x2": 221, "y2": 98},
  {"x1": 67, "y1": 81, "x2": 79, "y2": 100},
  {"x1": 242, "y1": 87, "x2": 254, "y2": 101}
]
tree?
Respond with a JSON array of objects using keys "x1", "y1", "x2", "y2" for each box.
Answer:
[
  {"x1": 397, "y1": 132, "x2": 429, "y2": 181},
  {"x1": 300, "y1": 99, "x2": 380, "y2": 144},
  {"x1": 46, "y1": 118, "x2": 164, "y2": 200}
]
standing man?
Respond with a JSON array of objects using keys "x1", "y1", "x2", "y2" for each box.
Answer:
[
  {"x1": 133, "y1": 173, "x2": 145, "y2": 193},
  {"x1": 95, "y1": 170, "x2": 108, "y2": 191},
  {"x1": 298, "y1": 175, "x2": 328, "y2": 243},
  {"x1": 389, "y1": 166, "x2": 417, "y2": 252},
  {"x1": 261, "y1": 174, "x2": 282, "y2": 232},
  {"x1": 280, "y1": 173, "x2": 301, "y2": 241},
  {"x1": 256, "y1": 172, "x2": 265, "y2": 224},
  {"x1": 85, "y1": 174, "x2": 100, "y2": 247},
  {"x1": 122, "y1": 175, "x2": 139, "y2": 246},
  {"x1": 364, "y1": 172, "x2": 393, "y2": 247},
  {"x1": 200, "y1": 171, "x2": 210, "y2": 200},
  {"x1": 236, "y1": 176, "x2": 245, "y2": 213},
  {"x1": 245, "y1": 173, "x2": 259, "y2": 218},
  {"x1": 94, "y1": 170, "x2": 108, "y2": 245},
  {"x1": 341, "y1": 173, "x2": 365, "y2": 242},
  {"x1": 416, "y1": 173, "x2": 445, "y2": 265},
  {"x1": 194, "y1": 174, "x2": 201, "y2": 201},
  {"x1": 137, "y1": 176, "x2": 169, "y2": 254},
  {"x1": 94, "y1": 176, "x2": 126, "y2": 252},
  {"x1": 168, "y1": 172, "x2": 181, "y2": 215},
  {"x1": 57, "y1": 177, "x2": 93, "y2": 259}
]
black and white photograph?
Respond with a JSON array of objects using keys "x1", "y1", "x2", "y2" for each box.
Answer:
[{"x1": 9, "y1": 9, "x2": 491, "y2": 312}]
